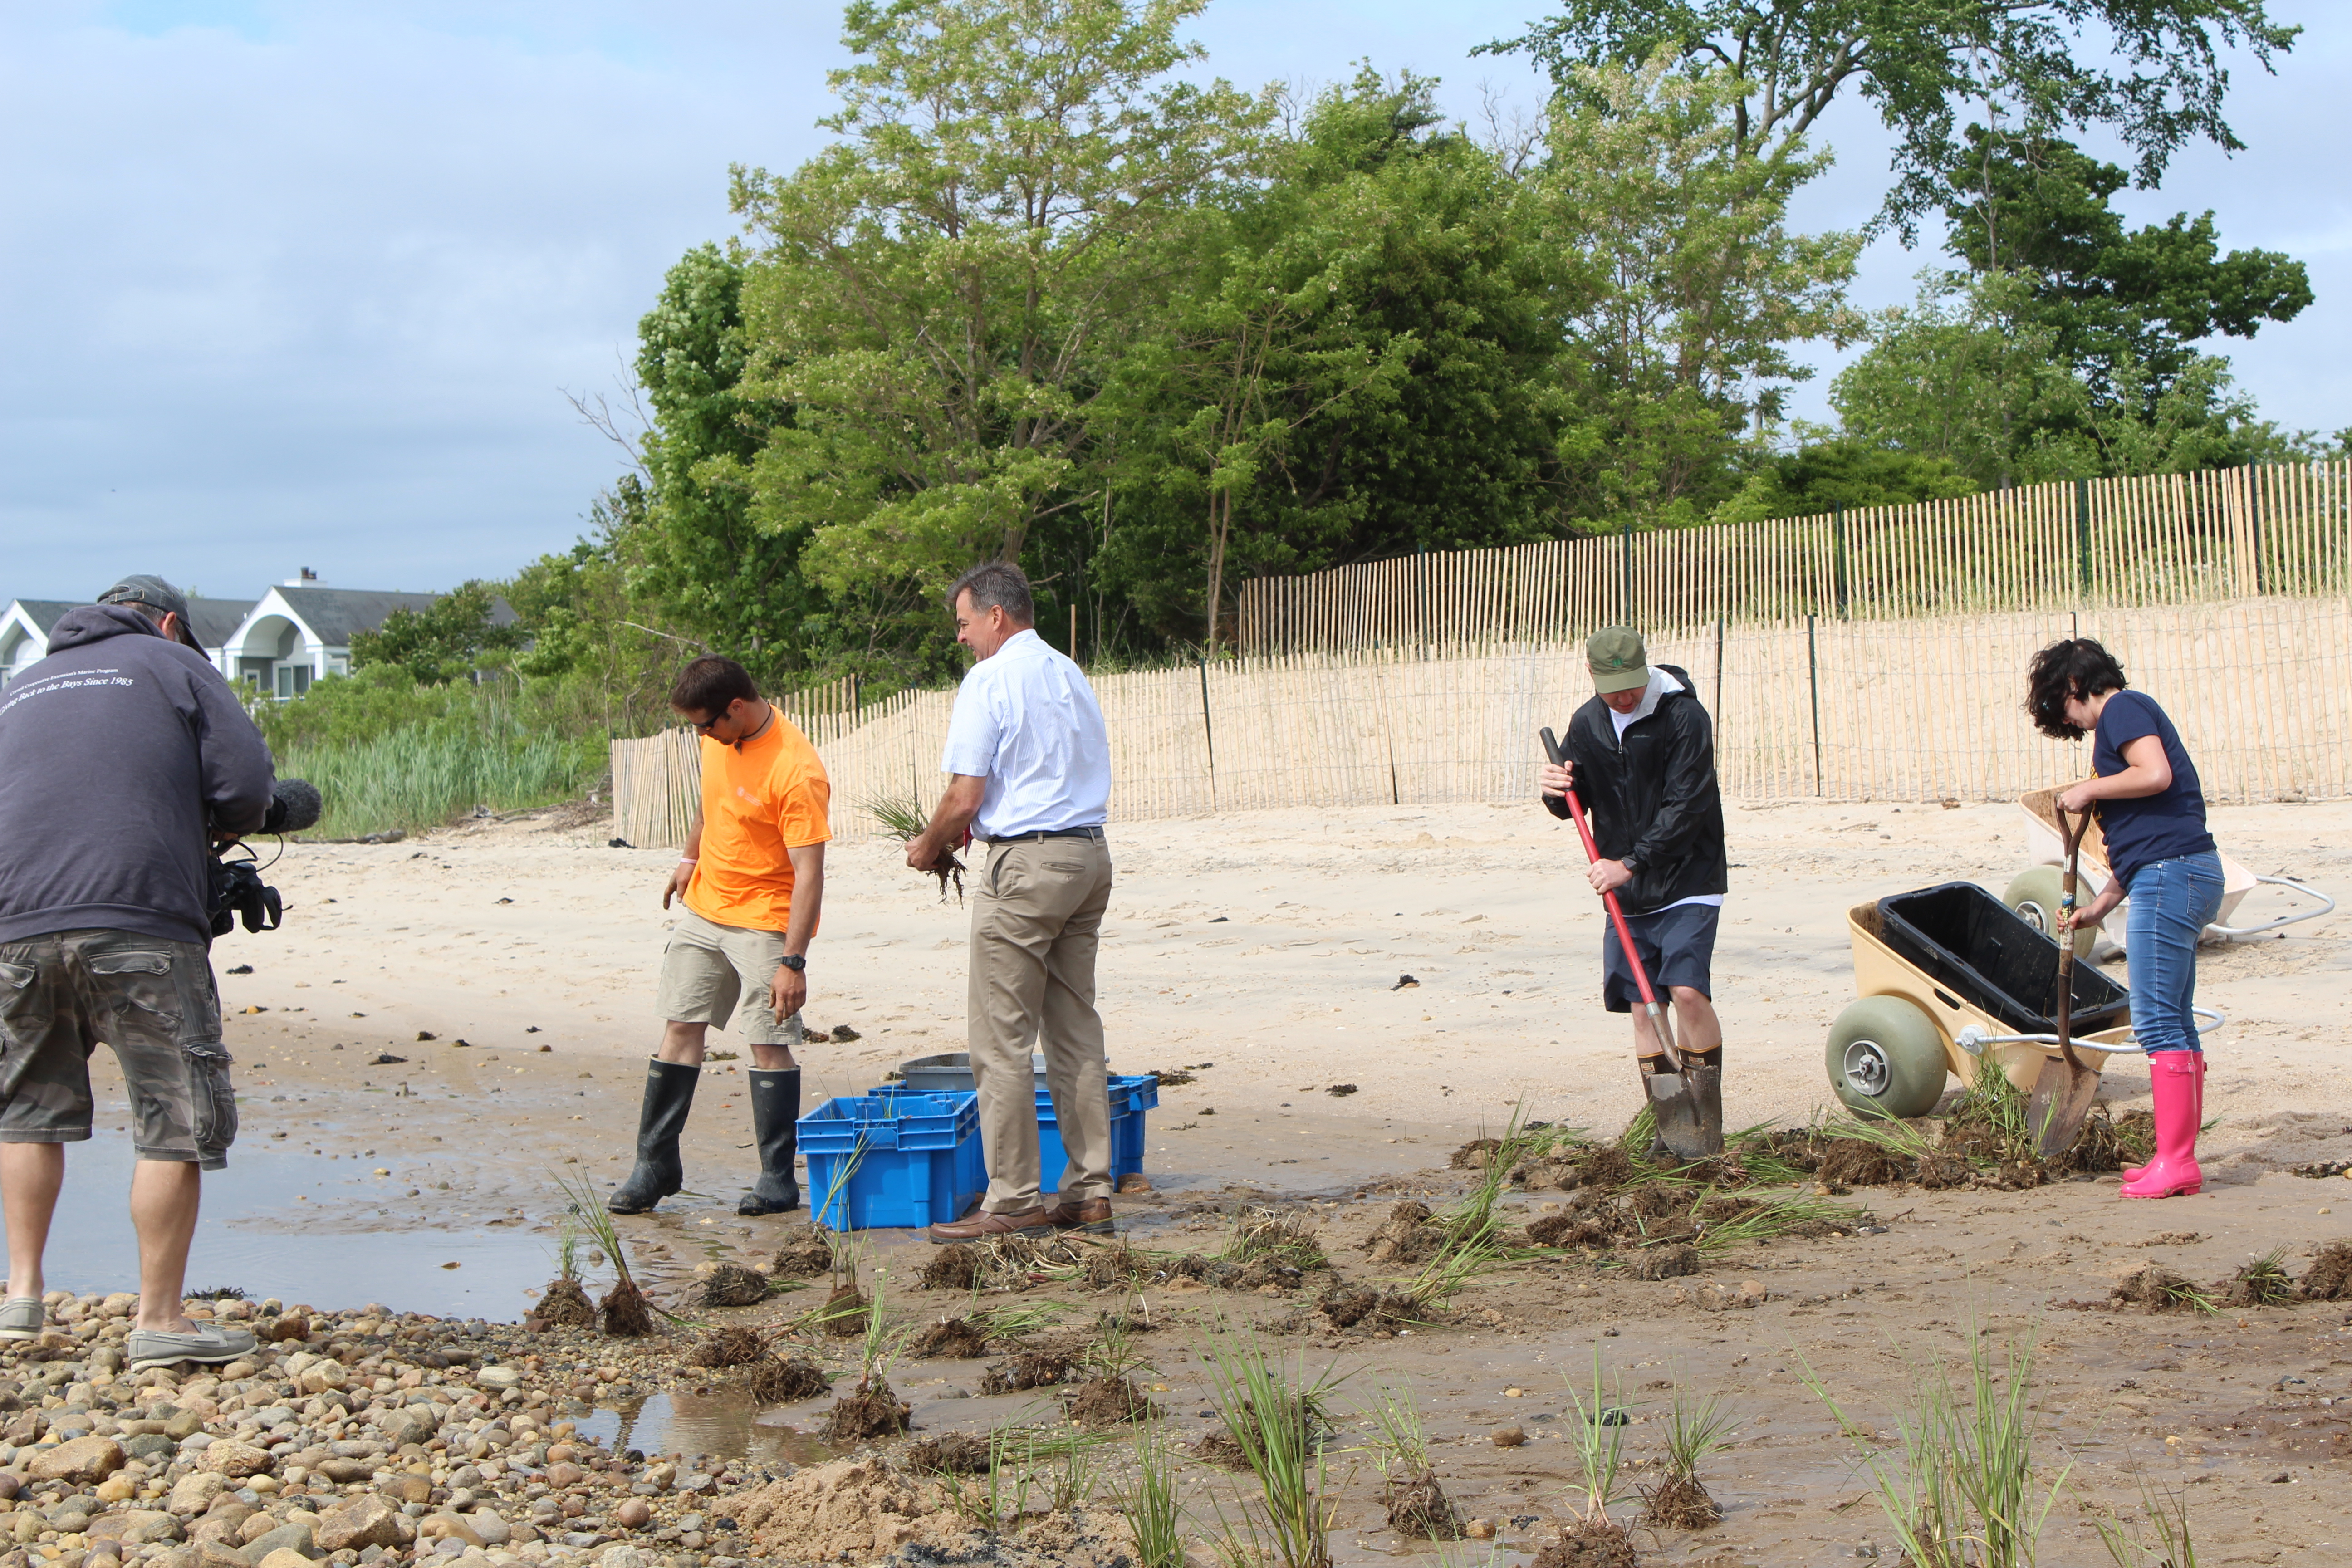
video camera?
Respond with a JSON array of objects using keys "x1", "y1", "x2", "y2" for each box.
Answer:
[{"x1": 211, "y1": 779, "x2": 322, "y2": 936}]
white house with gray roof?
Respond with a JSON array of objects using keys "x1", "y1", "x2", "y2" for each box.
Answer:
[{"x1": 2, "y1": 594, "x2": 256, "y2": 687}]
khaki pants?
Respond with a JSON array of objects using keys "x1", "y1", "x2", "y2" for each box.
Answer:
[{"x1": 968, "y1": 835, "x2": 1114, "y2": 1211}]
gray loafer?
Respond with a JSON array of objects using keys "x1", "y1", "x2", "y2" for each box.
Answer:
[
  {"x1": 127, "y1": 1322, "x2": 258, "y2": 1371},
  {"x1": 0, "y1": 1297, "x2": 42, "y2": 1341}
]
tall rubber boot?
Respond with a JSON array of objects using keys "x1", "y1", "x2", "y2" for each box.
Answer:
[
  {"x1": 739, "y1": 1068, "x2": 803, "y2": 1216},
  {"x1": 2123, "y1": 1052, "x2": 2203, "y2": 1183},
  {"x1": 2120, "y1": 1052, "x2": 2202, "y2": 1199},
  {"x1": 607, "y1": 1058, "x2": 699, "y2": 1214}
]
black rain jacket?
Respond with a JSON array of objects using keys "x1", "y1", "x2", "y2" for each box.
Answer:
[{"x1": 1542, "y1": 663, "x2": 1729, "y2": 916}]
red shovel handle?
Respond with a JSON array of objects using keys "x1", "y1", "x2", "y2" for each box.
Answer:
[{"x1": 1544, "y1": 728, "x2": 1677, "y2": 1058}]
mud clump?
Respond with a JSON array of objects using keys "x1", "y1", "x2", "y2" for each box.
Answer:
[
  {"x1": 1067, "y1": 1375, "x2": 1157, "y2": 1427},
  {"x1": 1189, "y1": 1428, "x2": 1251, "y2": 1470},
  {"x1": 700, "y1": 1263, "x2": 771, "y2": 1308},
  {"x1": 1529, "y1": 1518, "x2": 1639, "y2": 1568},
  {"x1": 1317, "y1": 1284, "x2": 1421, "y2": 1331},
  {"x1": 1363, "y1": 1200, "x2": 1447, "y2": 1266},
  {"x1": 599, "y1": 1278, "x2": 654, "y2": 1337},
  {"x1": 2049, "y1": 1106, "x2": 2146, "y2": 1176},
  {"x1": 908, "y1": 1317, "x2": 994, "y2": 1359},
  {"x1": 979, "y1": 1349, "x2": 1075, "y2": 1395},
  {"x1": 1915, "y1": 1153, "x2": 1972, "y2": 1189},
  {"x1": 1642, "y1": 1474, "x2": 1721, "y2": 1530},
  {"x1": 2109, "y1": 1264, "x2": 2203, "y2": 1313},
  {"x1": 2221, "y1": 1255, "x2": 2294, "y2": 1308},
  {"x1": 748, "y1": 1355, "x2": 833, "y2": 1404},
  {"x1": 1082, "y1": 1243, "x2": 1159, "y2": 1290},
  {"x1": 907, "y1": 1434, "x2": 992, "y2": 1475},
  {"x1": 1574, "y1": 1146, "x2": 1637, "y2": 1190},
  {"x1": 1527, "y1": 1200, "x2": 1629, "y2": 1250},
  {"x1": 769, "y1": 1225, "x2": 837, "y2": 1280},
  {"x1": 1632, "y1": 1243, "x2": 1701, "y2": 1281},
  {"x1": 1451, "y1": 1137, "x2": 1504, "y2": 1170},
  {"x1": 819, "y1": 1283, "x2": 871, "y2": 1338},
  {"x1": 685, "y1": 1325, "x2": 764, "y2": 1368},
  {"x1": 2300, "y1": 1241, "x2": 2352, "y2": 1301},
  {"x1": 920, "y1": 1244, "x2": 981, "y2": 1292},
  {"x1": 822, "y1": 1377, "x2": 912, "y2": 1443},
  {"x1": 536, "y1": 1278, "x2": 596, "y2": 1329},
  {"x1": 1816, "y1": 1138, "x2": 1911, "y2": 1188},
  {"x1": 1385, "y1": 1472, "x2": 1461, "y2": 1539}
]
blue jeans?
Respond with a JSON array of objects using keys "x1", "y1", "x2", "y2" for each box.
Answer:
[{"x1": 2124, "y1": 851, "x2": 2225, "y2": 1054}]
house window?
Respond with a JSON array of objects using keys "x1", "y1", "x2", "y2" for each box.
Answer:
[{"x1": 274, "y1": 665, "x2": 312, "y2": 700}]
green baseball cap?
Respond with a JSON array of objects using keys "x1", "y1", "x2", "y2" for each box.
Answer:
[
  {"x1": 1586, "y1": 626, "x2": 1650, "y2": 694},
  {"x1": 98, "y1": 573, "x2": 203, "y2": 650}
]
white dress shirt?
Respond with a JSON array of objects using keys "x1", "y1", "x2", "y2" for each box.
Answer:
[{"x1": 940, "y1": 628, "x2": 1112, "y2": 839}]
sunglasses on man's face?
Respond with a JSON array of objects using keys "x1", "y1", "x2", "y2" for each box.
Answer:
[{"x1": 689, "y1": 712, "x2": 724, "y2": 733}]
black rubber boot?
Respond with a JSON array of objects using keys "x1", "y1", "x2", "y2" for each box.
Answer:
[
  {"x1": 607, "y1": 1058, "x2": 699, "y2": 1214},
  {"x1": 738, "y1": 1067, "x2": 802, "y2": 1216}
]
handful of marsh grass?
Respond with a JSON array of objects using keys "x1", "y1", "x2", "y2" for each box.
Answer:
[{"x1": 870, "y1": 794, "x2": 966, "y2": 902}]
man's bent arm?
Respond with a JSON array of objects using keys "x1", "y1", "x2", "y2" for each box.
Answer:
[{"x1": 907, "y1": 775, "x2": 985, "y2": 868}]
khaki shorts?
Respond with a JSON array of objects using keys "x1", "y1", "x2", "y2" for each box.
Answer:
[
  {"x1": 0, "y1": 929, "x2": 239, "y2": 1170},
  {"x1": 657, "y1": 909, "x2": 804, "y2": 1046}
]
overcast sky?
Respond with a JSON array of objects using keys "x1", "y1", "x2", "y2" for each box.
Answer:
[{"x1": 4, "y1": 1, "x2": 2344, "y2": 604}]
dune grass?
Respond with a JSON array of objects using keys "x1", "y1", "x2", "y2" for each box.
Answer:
[{"x1": 278, "y1": 728, "x2": 601, "y2": 839}]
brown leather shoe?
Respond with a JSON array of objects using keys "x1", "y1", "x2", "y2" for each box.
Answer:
[
  {"x1": 926, "y1": 1206, "x2": 1054, "y2": 1245},
  {"x1": 1042, "y1": 1196, "x2": 1114, "y2": 1235}
]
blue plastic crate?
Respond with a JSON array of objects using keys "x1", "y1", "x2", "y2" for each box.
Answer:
[
  {"x1": 865, "y1": 1070, "x2": 1155, "y2": 1188},
  {"x1": 798, "y1": 1093, "x2": 982, "y2": 1231}
]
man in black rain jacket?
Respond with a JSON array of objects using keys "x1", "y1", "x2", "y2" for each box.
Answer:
[{"x1": 1539, "y1": 627, "x2": 1729, "y2": 1147}]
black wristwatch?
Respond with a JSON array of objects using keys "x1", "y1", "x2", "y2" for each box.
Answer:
[{"x1": 778, "y1": 954, "x2": 807, "y2": 972}]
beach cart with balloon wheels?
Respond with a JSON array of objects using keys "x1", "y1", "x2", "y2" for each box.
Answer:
[
  {"x1": 2000, "y1": 785, "x2": 2332, "y2": 960},
  {"x1": 1824, "y1": 881, "x2": 2223, "y2": 1120}
]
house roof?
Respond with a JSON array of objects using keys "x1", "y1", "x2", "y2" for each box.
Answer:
[
  {"x1": 6, "y1": 600, "x2": 81, "y2": 635},
  {"x1": 264, "y1": 587, "x2": 446, "y2": 646},
  {"x1": 185, "y1": 598, "x2": 255, "y2": 649}
]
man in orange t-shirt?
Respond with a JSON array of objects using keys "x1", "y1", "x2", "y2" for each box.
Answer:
[{"x1": 608, "y1": 656, "x2": 832, "y2": 1217}]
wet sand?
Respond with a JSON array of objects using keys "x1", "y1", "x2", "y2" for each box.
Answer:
[{"x1": 34, "y1": 795, "x2": 2352, "y2": 1565}]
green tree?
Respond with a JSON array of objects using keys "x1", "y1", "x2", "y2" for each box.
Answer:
[
  {"x1": 729, "y1": 0, "x2": 1271, "y2": 606},
  {"x1": 349, "y1": 582, "x2": 522, "y2": 686},
  {"x1": 1526, "y1": 51, "x2": 1862, "y2": 524},
  {"x1": 1712, "y1": 436, "x2": 1977, "y2": 521},
  {"x1": 1941, "y1": 126, "x2": 2311, "y2": 405},
  {"x1": 626, "y1": 245, "x2": 810, "y2": 685},
  {"x1": 1481, "y1": 0, "x2": 2299, "y2": 235}
]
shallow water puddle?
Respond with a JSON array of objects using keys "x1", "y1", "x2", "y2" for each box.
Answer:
[
  {"x1": 576, "y1": 1388, "x2": 837, "y2": 1469},
  {"x1": 15, "y1": 1128, "x2": 554, "y2": 1314}
]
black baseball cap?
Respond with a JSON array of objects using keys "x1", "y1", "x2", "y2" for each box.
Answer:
[{"x1": 98, "y1": 574, "x2": 204, "y2": 650}]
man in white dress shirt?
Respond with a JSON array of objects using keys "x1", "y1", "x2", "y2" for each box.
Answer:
[{"x1": 904, "y1": 561, "x2": 1119, "y2": 1242}]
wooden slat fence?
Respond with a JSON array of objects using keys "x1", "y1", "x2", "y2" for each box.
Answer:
[
  {"x1": 612, "y1": 593, "x2": 2352, "y2": 846},
  {"x1": 1236, "y1": 462, "x2": 2352, "y2": 655}
]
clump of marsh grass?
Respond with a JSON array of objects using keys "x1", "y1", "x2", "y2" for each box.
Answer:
[
  {"x1": 1799, "y1": 1326, "x2": 2068, "y2": 1568},
  {"x1": 821, "y1": 1271, "x2": 910, "y2": 1442},
  {"x1": 2222, "y1": 1248, "x2": 2294, "y2": 1308},
  {"x1": 1640, "y1": 1387, "x2": 1732, "y2": 1530},
  {"x1": 1225, "y1": 1210, "x2": 1328, "y2": 1274},
  {"x1": 1202, "y1": 1333, "x2": 1345, "y2": 1568},
  {"x1": 869, "y1": 793, "x2": 964, "y2": 901},
  {"x1": 1111, "y1": 1426, "x2": 1187, "y2": 1568},
  {"x1": 2091, "y1": 1474, "x2": 2199, "y2": 1568},
  {"x1": 1362, "y1": 1382, "x2": 1460, "y2": 1541},
  {"x1": 551, "y1": 1169, "x2": 654, "y2": 1335},
  {"x1": 535, "y1": 1211, "x2": 597, "y2": 1328}
]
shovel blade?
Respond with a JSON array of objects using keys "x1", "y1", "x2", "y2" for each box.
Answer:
[
  {"x1": 1646, "y1": 1066, "x2": 1723, "y2": 1160},
  {"x1": 2026, "y1": 1053, "x2": 2103, "y2": 1158}
]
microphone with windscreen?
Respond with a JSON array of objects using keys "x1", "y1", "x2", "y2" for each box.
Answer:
[
  {"x1": 210, "y1": 778, "x2": 323, "y2": 938},
  {"x1": 261, "y1": 778, "x2": 323, "y2": 835}
]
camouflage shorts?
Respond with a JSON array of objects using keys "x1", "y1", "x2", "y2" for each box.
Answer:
[{"x1": 0, "y1": 929, "x2": 238, "y2": 1169}]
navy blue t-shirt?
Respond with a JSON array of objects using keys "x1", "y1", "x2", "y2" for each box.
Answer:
[{"x1": 2092, "y1": 690, "x2": 2215, "y2": 891}]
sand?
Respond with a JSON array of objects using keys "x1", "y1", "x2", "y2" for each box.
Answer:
[{"x1": 50, "y1": 793, "x2": 2352, "y2": 1566}]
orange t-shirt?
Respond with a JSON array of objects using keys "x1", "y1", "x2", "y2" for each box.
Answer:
[{"x1": 683, "y1": 715, "x2": 832, "y2": 933}]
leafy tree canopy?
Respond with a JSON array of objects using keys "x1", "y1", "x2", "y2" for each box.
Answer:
[
  {"x1": 1713, "y1": 436, "x2": 1977, "y2": 521},
  {"x1": 348, "y1": 582, "x2": 522, "y2": 687},
  {"x1": 1480, "y1": 0, "x2": 2299, "y2": 236}
]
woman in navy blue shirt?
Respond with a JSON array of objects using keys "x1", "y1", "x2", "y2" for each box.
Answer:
[{"x1": 2028, "y1": 638, "x2": 2222, "y2": 1200}]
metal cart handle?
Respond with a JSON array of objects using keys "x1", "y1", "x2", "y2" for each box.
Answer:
[
  {"x1": 2207, "y1": 875, "x2": 2335, "y2": 939},
  {"x1": 1955, "y1": 1006, "x2": 2227, "y2": 1058}
]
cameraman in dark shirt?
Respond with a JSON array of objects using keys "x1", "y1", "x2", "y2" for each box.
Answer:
[{"x1": 0, "y1": 576, "x2": 274, "y2": 1367}]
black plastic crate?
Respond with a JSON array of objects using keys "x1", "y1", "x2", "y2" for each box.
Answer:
[{"x1": 1876, "y1": 882, "x2": 2132, "y2": 1036}]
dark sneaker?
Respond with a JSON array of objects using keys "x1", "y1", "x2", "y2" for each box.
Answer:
[{"x1": 127, "y1": 1323, "x2": 259, "y2": 1371}]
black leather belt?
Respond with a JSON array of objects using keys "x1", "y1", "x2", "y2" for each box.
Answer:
[{"x1": 982, "y1": 826, "x2": 1107, "y2": 845}]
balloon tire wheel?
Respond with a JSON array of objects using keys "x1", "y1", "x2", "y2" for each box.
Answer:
[
  {"x1": 2004, "y1": 865, "x2": 2095, "y2": 960},
  {"x1": 1825, "y1": 995, "x2": 1947, "y2": 1119}
]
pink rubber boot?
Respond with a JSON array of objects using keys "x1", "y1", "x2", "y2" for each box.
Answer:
[
  {"x1": 2120, "y1": 1052, "x2": 2203, "y2": 1199},
  {"x1": 2123, "y1": 1052, "x2": 2203, "y2": 1183}
]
